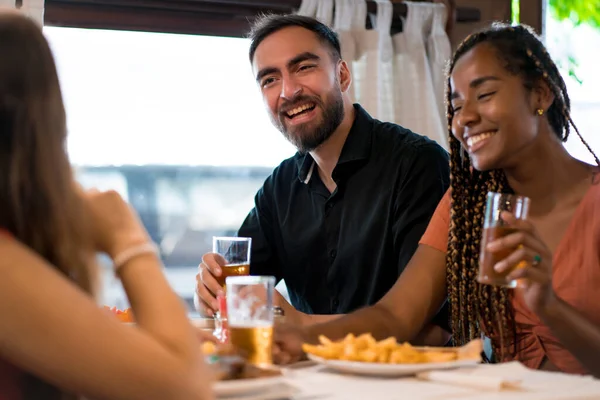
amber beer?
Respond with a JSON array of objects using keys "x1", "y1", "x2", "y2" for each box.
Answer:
[
  {"x1": 478, "y1": 226, "x2": 520, "y2": 287},
  {"x1": 215, "y1": 263, "x2": 250, "y2": 288},
  {"x1": 213, "y1": 236, "x2": 252, "y2": 287},
  {"x1": 478, "y1": 192, "x2": 530, "y2": 288},
  {"x1": 229, "y1": 322, "x2": 274, "y2": 366}
]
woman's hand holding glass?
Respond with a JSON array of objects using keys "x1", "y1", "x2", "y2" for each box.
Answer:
[{"x1": 487, "y1": 211, "x2": 558, "y2": 316}]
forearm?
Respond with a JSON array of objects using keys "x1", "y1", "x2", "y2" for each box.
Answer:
[
  {"x1": 303, "y1": 314, "x2": 343, "y2": 325},
  {"x1": 539, "y1": 295, "x2": 600, "y2": 378},
  {"x1": 119, "y1": 253, "x2": 197, "y2": 361},
  {"x1": 411, "y1": 324, "x2": 452, "y2": 347},
  {"x1": 274, "y1": 291, "x2": 344, "y2": 326},
  {"x1": 304, "y1": 303, "x2": 407, "y2": 344}
]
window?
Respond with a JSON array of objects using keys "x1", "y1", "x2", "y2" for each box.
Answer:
[
  {"x1": 545, "y1": 7, "x2": 600, "y2": 164},
  {"x1": 44, "y1": 27, "x2": 296, "y2": 310}
]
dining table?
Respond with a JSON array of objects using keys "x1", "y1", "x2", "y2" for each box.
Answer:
[
  {"x1": 243, "y1": 361, "x2": 600, "y2": 400},
  {"x1": 190, "y1": 318, "x2": 600, "y2": 400}
]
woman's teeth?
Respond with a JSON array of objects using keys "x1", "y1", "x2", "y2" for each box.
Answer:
[{"x1": 466, "y1": 131, "x2": 495, "y2": 148}]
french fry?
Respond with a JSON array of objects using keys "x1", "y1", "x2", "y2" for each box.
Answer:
[
  {"x1": 424, "y1": 352, "x2": 457, "y2": 363},
  {"x1": 303, "y1": 333, "x2": 483, "y2": 365},
  {"x1": 319, "y1": 335, "x2": 333, "y2": 346}
]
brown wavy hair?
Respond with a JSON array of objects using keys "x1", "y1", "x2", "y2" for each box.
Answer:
[
  {"x1": 445, "y1": 23, "x2": 599, "y2": 359},
  {"x1": 0, "y1": 11, "x2": 94, "y2": 399}
]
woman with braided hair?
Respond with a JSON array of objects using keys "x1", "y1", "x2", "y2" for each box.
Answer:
[{"x1": 273, "y1": 22, "x2": 600, "y2": 377}]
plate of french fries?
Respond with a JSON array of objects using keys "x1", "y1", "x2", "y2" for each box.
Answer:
[{"x1": 303, "y1": 334, "x2": 482, "y2": 377}]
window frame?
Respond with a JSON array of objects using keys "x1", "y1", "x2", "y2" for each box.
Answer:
[{"x1": 43, "y1": 0, "x2": 484, "y2": 38}]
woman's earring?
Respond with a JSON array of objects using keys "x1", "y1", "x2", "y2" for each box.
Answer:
[{"x1": 536, "y1": 108, "x2": 544, "y2": 116}]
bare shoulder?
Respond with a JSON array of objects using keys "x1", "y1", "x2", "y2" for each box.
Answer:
[{"x1": 0, "y1": 234, "x2": 38, "y2": 266}]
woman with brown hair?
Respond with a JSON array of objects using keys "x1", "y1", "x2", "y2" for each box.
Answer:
[
  {"x1": 0, "y1": 10, "x2": 213, "y2": 400},
  {"x1": 273, "y1": 22, "x2": 600, "y2": 377}
]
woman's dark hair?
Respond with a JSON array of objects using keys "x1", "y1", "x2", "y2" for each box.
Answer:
[
  {"x1": 444, "y1": 22, "x2": 599, "y2": 359},
  {"x1": 247, "y1": 13, "x2": 342, "y2": 63},
  {"x1": 0, "y1": 11, "x2": 94, "y2": 399}
]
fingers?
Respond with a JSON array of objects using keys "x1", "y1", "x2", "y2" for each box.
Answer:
[
  {"x1": 195, "y1": 327, "x2": 218, "y2": 343},
  {"x1": 195, "y1": 272, "x2": 219, "y2": 316},
  {"x1": 273, "y1": 345, "x2": 293, "y2": 365},
  {"x1": 492, "y1": 245, "x2": 538, "y2": 275},
  {"x1": 506, "y1": 264, "x2": 551, "y2": 288},
  {"x1": 202, "y1": 252, "x2": 227, "y2": 275},
  {"x1": 197, "y1": 255, "x2": 226, "y2": 307},
  {"x1": 484, "y1": 213, "x2": 553, "y2": 292},
  {"x1": 193, "y1": 289, "x2": 214, "y2": 317},
  {"x1": 272, "y1": 341, "x2": 303, "y2": 365},
  {"x1": 486, "y1": 230, "x2": 544, "y2": 256},
  {"x1": 499, "y1": 211, "x2": 535, "y2": 233},
  {"x1": 485, "y1": 213, "x2": 549, "y2": 276},
  {"x1": 272, "y1": 324, "x2": 307, "y2": 365},
  {"x1": 194, "y1": 252, "x2": 241, "y2": 316},
  {"x1": 199, "y1": 263, "x2": 224, "y2": 297}
]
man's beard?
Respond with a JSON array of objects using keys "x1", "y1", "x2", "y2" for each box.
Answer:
[{"x1": 272, "y1": 87, "x2": 345, "y2": 154}]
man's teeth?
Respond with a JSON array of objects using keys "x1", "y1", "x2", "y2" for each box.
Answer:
[
  {"x1": 287, "y1": 103, "x2": 314, "y2": 117},
  {"x1": 467, "y1": 132, "x2": 495, "y2": 147}
]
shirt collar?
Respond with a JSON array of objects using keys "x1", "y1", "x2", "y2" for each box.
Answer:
[{"x1": 296, "y1": 104, "x2": 373, "y2": 184}]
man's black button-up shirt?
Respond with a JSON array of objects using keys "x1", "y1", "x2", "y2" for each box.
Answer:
[{"x1": 238, "y1": 104, "x2": 450, "y2": 316}]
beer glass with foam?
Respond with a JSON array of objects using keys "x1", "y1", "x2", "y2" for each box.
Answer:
[{"x1": 226, "y1": 276, "x2": 275, "y2": 366}]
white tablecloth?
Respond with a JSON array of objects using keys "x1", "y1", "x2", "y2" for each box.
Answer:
[{"x1": 243, "y1": 362, "x2": 600, "y2": 400}]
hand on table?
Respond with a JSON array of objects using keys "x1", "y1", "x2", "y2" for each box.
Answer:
[{"x1": 273, "y1": 323, "x2": 310, "y2": 365}]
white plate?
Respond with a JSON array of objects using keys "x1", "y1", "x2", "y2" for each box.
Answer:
[
  {"x1": 214, "y1": 375, "x2": 287, "y2": 397},
  {"x1": 307, "y1": 354, "x2": 479, "y2": 377}
]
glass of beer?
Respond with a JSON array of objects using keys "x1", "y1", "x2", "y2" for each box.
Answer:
[
  {"x1": 478, "y1": 192, "x2": 530, "y2": 288},
  {"x1": 213, "y1": 236, "x2": 251, "y2": 288},
  {"x1": 226, "y1": 275, "x2": 275, "y2": 366}
]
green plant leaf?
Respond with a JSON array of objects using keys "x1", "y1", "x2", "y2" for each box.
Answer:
[{"x1": 549, "y1": 0, "x2": 600, "y2": 28}]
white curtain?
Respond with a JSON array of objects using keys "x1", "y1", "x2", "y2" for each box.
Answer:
[
  {"x1": 0, "y1": 0, "x2": 44, "y2": 26},
  {"x1": 297, "y1": 0, "x2": 450, "y2": 150},
  {"x1": 426, "y1": 3, "x2": 452, "y2": 137}
]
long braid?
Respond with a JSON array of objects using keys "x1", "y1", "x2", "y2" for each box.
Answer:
[
  {"x1": 445, "y1": 22, "x2": 599, "y2": 357},
  {"x1": 446, "y1": 136, "x2": 463, "y2": 342}
]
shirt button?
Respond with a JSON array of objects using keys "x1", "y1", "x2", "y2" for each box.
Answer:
[
  {"x1": 329, "y1": 249, "x2": 337, "y2": 259},
  {"x1": 333, "y1": 298, "x2": 339, "y2": 308},
  {"x1": 326, "y1": 202, "x2": 333, "y2": 210}
]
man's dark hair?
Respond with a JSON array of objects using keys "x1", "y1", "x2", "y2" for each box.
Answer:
[{"x1": 248, "y1": 13, "x2": 342, "y2": 63}]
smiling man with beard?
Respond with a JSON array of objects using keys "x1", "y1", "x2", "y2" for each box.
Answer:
[{"x1": 195, "y1": 14, "x2": 450, "y2": 340}]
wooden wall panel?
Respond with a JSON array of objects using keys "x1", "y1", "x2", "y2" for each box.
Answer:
[
  {"x1": 44, "y1": 0, "x2": 480, "y2": 38},
  {"x1": 520, "y1": 0, "x2": 545, "y2": 35},
  {"x1": 449, "y1": 0, "x2": 512, "y2": 47},
  {"x1": 44, "y1": 0, "x2": 542, "y2": 49}
]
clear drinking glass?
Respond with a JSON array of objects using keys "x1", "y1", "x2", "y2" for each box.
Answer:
[
  {"x1": 212, "y1": 236, "x2": 251, "y2": 288},
  {"x1": 212, "y1": 237, "x2": 251, "y2": 341},
  {"x1": 226, "y1": 275, "x2": 275, "y2": 366},
  {"x1": 478, "y1": 192, "x2": 531, "y2": 288}
]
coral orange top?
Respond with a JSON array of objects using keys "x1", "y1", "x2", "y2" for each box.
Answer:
[
  {"x1": 0, "y1": 229, "x2": 23, "y2": 400},
  {"x1": 420, "y1": 184, "x2": 600, "y2": 374}
]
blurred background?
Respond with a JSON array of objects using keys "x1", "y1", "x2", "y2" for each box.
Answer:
[{"x1": 35, "y1": 0, "x2": 600, "y2": 311}]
